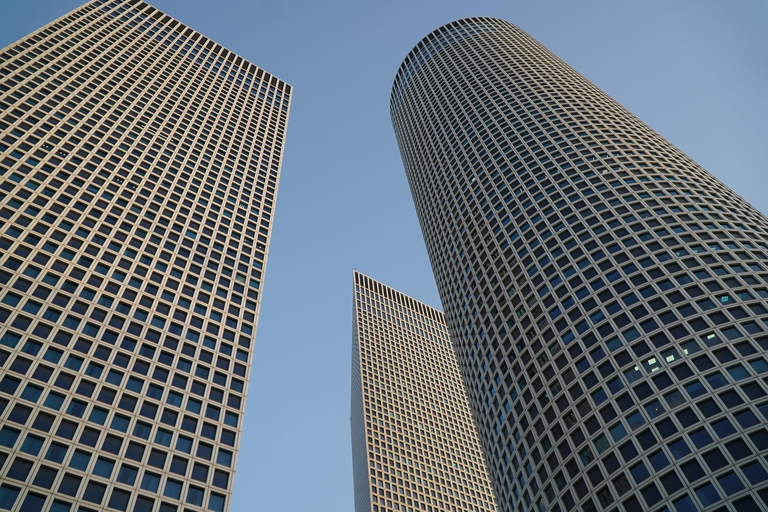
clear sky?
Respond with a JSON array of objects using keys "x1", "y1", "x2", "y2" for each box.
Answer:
[{"x1": 2, "y1": 1, "x2": 767, "y2": 510}]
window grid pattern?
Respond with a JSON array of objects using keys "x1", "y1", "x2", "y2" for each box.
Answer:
[
  {"x1": 351, "y1": 271, "x2": 498, "y2": 512},
  {"x1": 0, "y1": 0, "x2": 290, "y2": 511},
  {"x1": 391, "y1": 17, "x2": 768, "y2": 512}
]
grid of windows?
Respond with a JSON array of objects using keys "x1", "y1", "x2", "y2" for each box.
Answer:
[
  {"x1": 351, "y1": 271, "x2": 498, "y2": 512},
  {"x1": 391, "y1": 17, "x2": 768, "y2": 512},
  {"x1": 0, "y1": 0, "x2": 290, "y2": 511}
]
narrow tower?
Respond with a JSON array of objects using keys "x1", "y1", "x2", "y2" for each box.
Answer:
[
  {"x1": 351, "y1": 271, "x2": 497, "y2": 512},
  {"x1": 0, "y1": 1, "x2": 290, "y2": 511},
  {"x1": 391, "y1": 17, "x2": 768, "y2": 512}
]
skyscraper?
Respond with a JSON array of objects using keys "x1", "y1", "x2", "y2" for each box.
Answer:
[
  {"x1": 391, "y1": 17, "x2": 768, "y2": 512},
  {"x1": 0, "y1": 1, "x2": 289, "y2": 511},
  {"x1": 351, "y1": 271, "x2": 498, "y2": 512}
]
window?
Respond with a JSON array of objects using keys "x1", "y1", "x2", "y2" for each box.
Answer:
[
  {"x1": 18, "y1": 493, "x2": 46, "y2": 512},
  {"x1": 163, "y1": 479, "x2": 182, "y2": 499},
  {"x1": 107, "y1": 489, "x2": 130, "y2": 511},
  {"x1": 695, "y1": 483, "x2": 721, "y2": 507},
  {"x1": 117, "y1": 465, "x2": 138, "y2": 485},
  {"x1": 141, "y1": 472, "x2": 161, "y2": 492},
  {"x1": 57, "y1": 474, "x2": 82, "y2": 497},
  {"x1": 69, "y1": 450, "x2": 91, "y2": 471},
  {"x1": 82, "y1": 482, "x2": 107, "y2": 504},
  {"x1": 93, "y1": 457, "x2": 115, "y2": 478}
]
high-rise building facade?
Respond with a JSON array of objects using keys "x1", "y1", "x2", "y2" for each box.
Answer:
[
  {"x1": 0, "y1": 1, "x2": 290, "y2": 511},
  {"x1": 351, "y1": 271, "x2": 498, "y2": 512},
  {"x1": 391, "y1": 17, "x2": 768, "y2": 512}
]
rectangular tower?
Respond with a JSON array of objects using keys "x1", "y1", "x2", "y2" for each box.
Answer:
[
  {"x1": 0, "y1": 1, "x2": 290, "y2": 511},
  {"x1": 351, "y1": 271, "x2": 497, "y2": 512}
]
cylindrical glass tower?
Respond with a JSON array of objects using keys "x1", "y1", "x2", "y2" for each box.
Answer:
[{"x1": 391, "y1": 17, "x2": 768, "y2": 512}]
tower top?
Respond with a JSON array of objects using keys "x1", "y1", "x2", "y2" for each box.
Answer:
[{"x1": 391, "y1": 17, "x2": 511, "y2": 114}]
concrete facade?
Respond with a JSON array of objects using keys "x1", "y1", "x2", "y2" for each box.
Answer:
[
  {"x1": 351, "y1": 271, "x2": 497, "y2": 512},
  {"x1": 391, "y1": 17, "x2": 768, "y2": 512},
  {"x1": 0, "y1": 1, "x2": 290, "y2": 511}
]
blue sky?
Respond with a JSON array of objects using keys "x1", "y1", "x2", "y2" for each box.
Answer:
[{"x1": 2, "y1": 1, "x2": 767, "y2": 510}]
